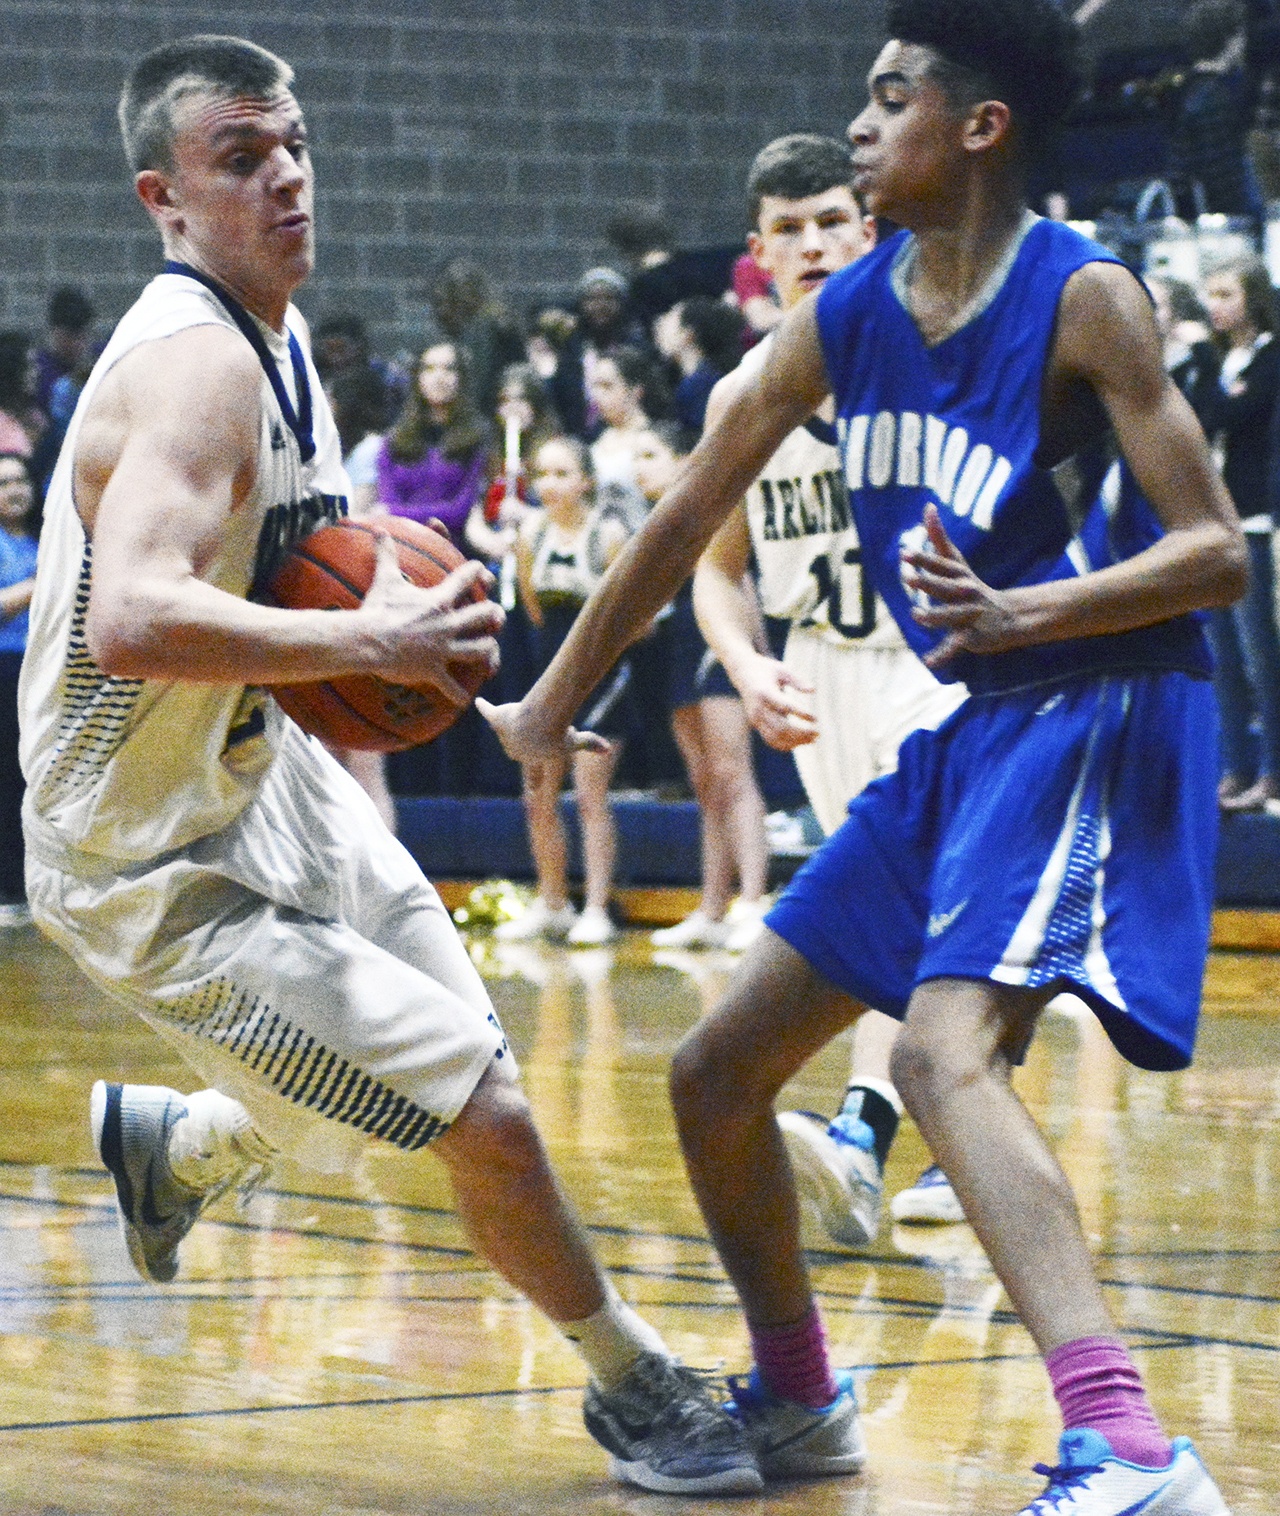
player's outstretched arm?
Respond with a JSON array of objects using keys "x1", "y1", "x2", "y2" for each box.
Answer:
[
  {"x1": 82, "y1": 325, "x2": 501, "y2": 692},
  {"x1": 903, "y1": 263, "x2": 1248, "y2": 667},
  {"x1": 691, "y1": 408, "x2": 818, "y2": 752},
  {"x1": 482, "y1": 298, "x2": 829, "y2": 761}
]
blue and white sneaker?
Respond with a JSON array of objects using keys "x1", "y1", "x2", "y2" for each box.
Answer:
[
  {"x1": 584, "y1": 1351, "x2": 763, "y2": 1495},
  {"x1": 90, "y1": 1081, "x2": 270, "y2": 1283},
  {"x1": 777, "y1": 1109, "x2": 882, "y2": 1248},
  {"x1": 1016, "y1": 1428, "x2": 1230, "y2": 1514},
  {"x1": 725, "y1": 1366, "x2": 866, "y2": 1479},
  {"x1": 890, "y1": 1162, "x2": 965, "y2": 1224}
]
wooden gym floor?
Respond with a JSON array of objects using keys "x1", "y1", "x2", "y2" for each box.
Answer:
[{"x1": 0, "y1": 923, "x2": 1276, "y2": 1515}]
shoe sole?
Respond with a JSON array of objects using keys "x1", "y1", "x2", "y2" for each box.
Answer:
[
  {"x1": 760, "y1": 1443, "x2": 867, "y2": 1480},
  {"x1": 91, "y1": 1079, "x2": 171, "y2": 1283},
  {"x1": 777, "y1": 1112, "x2": 876, "y2": 1249},
  {"x1": 890, "y1": 1191, "x2": 966, "y2": 1224},
  {"x1": 607, "y1": 1453, "x2": 764, "y2": 1495}
]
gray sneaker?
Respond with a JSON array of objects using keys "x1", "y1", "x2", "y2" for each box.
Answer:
[
  {"x1": 584, "y1": 1350, "x2": 764, "y2": 1495},
  {"x1": 90, "y1": 1081, "x2": 214, "y2": 1283},
  {"x1": 778, "y1": 1110, "x2": 883, "y2": 1248},
  {"x1": 726, "y1": 1367, "x2": 866, "y2": 1479}
]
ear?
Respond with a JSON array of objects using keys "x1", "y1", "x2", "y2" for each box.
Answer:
[
  {"x1": 746, "y1": 229, "x2": 767, "y2": 266},
  {"x1": 962, "y1": 99, "x2": 1014, "y2": 156},
  {"x1": 135, "y1": 168, "x2": 184, "y2": 233},
  {"x1": 861, "y1": 213, "x2": 878, "y2": 252}
]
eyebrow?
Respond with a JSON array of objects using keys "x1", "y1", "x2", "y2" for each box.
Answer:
[
  {"x1": 209, "y1": 117, "x2": 307, "y2": 148},
  {"x1": 870, "y1": 69, "x2": 913, "y2": 91}
]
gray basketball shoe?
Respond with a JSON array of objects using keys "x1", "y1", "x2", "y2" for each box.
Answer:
[
  {"x1": 725, "y1": 1367, "x2": 866, "y2": 1480},
  {"x1": 90, "y1": 1081, "x2": 259, "y2": 1283},
  {"x1": 584, "y1": 1350, "x2": 764, "y2": 1495}
]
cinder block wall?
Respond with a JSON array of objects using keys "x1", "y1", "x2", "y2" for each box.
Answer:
[{"x1": 0, "y1": 0, "x2": 1179, "y2": 355}]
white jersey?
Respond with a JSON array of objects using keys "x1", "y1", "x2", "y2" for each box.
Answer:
[
  {"x1": 740, "y1": 334, "x2": 904, "y2": 652},
  {"x1": 20, "y1": 269, "x2": 350, "y2": 865}
]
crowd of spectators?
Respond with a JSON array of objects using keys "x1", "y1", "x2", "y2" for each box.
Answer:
[{"x1": 13, "y1": 97, "x2": 1280, "y2": 929}]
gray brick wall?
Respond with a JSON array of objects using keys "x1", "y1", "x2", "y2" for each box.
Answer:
[{"x1": 0, "y1": 0, "x2": 1181, "y2": 357}]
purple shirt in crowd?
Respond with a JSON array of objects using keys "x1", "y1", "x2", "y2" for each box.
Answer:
[{"x1": 376, "y1": 438, "x2": 488, "y2": 544}]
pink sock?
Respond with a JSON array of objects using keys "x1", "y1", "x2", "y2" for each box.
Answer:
[
  {"x1": 1046, "y1": 1337, "x2": 1173, "y2": 1468},
  {"x1": 749, "y1": 1306, "x2": 839, "y2": 1409}
]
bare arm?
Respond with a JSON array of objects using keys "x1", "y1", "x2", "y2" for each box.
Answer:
[
  {"x1": 0, "y1": 578, "x2": 34, "y2": 621},
  {"x1": 691, "y1": 374, "x2": 818, "y2": 749},
  {"x1": 81, "y1": 326, "x2": 501, "y2": 697},
  {"x1": 482, "y1": 298, "x2": 829, "y2": 757},
  {"x1": 904, "y1": 262, "x2": 1247, "y2": 667}
]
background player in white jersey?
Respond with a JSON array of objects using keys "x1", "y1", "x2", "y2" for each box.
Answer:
[
  {"x1": 16, "y1": 36, "x2": 758, "y2": 1498},
  {"x1": 693, "y1": 134, "x2": 965, "y2": 1246}
]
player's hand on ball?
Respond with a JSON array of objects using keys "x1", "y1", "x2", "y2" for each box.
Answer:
[
  {"x1": 735, "y1": 652, "x2": 819, "y2": 750},
  {"x1": 362, "y1": 531, "x2": 503, "y2": 702},
  {"x1": 476, "y1": 697, "x2": 612, "y2": 761},
  {"x1": 901, "y1": 504, "x2": 1023, "y2": 668}
]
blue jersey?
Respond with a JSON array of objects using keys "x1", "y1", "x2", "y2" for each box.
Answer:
[{"x1": 815, "y1": 216, "x2": 1212, "y2": 696}]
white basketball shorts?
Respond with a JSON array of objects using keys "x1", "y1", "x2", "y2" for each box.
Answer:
[
  {"x1": 25, "y1": 726, "x2": 508, "y2": 1169},
  {"x1": 782, "y1": 624, "x2": 967, "y2": 835}
]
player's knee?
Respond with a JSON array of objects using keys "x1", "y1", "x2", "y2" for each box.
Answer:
[
  {"x1": 443, "y1": 1073, "x2": 545, "y2": 1181},
  {"x1": 669, "y1": 1023, "x2": 725, "y2": 1129},
  {"x1": 889, "y1": 1022, "x2": 958, "y2": 1109}
]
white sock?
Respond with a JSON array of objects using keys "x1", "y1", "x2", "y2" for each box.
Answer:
[
  {"x1": 166, "y1": 1090, "x2": 276, "y2": 1191},
  {"x1": 559, "y1": 1283, "x2": 671, "y2": 1390}
]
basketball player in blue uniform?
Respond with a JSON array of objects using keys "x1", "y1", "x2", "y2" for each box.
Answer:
[{"x1": 483, "y1": 1, "x2": 1244, "y2": 1509}]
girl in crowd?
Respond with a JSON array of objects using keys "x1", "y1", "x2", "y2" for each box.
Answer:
[
  {"x1": 498, "y1": 437, "x2": 631, "y2": 946},
  {"x1": 376, "y1": 341, "x2": 489, "y2": 545},
  {"x1": 0, "y1": 334, "x2": 44, "y2": 459},
  {"x1": 0, "y1": 453, "x2": 39, "y2": 924},
  {"x1": 632, "y1": 424, "x2": 770, "y2": 950},
  {"x1": 465, "y1": 363, "x2": 560, "y2": 565},
  {"x1": 327, "y1": 365, "x2": 387, "y2": 517},
  {"x1": 588, "y1": 346, "x2": 667, "y2": 532},
  {"x1": 1200, "y1": 254, "x2": 1280, "y2": 811}
]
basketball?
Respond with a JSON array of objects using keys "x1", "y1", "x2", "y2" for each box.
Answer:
[{"x1": 265, "y1": 517, "x2": 493, "y2": 751}]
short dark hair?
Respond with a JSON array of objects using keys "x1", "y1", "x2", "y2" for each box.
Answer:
[
  {"x1": 746, "y1": 134, "x2": 855, "y2": 227},
  {"x1": 678, "y1": 297, "x2": 746, "y2": 377},
  {"x1": 606, "y1": 209, "x2": 676, "y2": 263},
  {"x1": 885, "y1": 0, "x2": 1083, "y2": 151},
  {"x1": 118, "y1": 35, "x2": 294, "y2": 173},
  {"x1": 47, "y1": 287, "x2": 95, "y2": 334}
]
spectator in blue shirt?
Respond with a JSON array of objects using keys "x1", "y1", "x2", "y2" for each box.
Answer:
[{"x1": 0, "y1": 452, "x2": 38, "y2": 922}]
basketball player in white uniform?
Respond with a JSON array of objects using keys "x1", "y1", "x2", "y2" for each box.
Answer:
[
  {"x1": 17, "y1": 36, "x2": 759, "y2": 1497},
  {"x1": 693, "y1": 136, "x2": 966, "y2": 1246}
]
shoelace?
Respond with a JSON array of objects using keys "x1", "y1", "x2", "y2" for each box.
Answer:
[{"x1": 1025, "y1": 1461, "x2": 1106, "y2": 1512}]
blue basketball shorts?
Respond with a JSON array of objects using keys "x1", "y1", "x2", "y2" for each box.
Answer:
[{"x1": 767, "y1": 671, "x2": 1219, "y2": 1071}]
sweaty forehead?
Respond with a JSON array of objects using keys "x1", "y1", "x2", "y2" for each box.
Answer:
[{"x1": 176, "y1": 88, "x2": 304, "y2": 146}]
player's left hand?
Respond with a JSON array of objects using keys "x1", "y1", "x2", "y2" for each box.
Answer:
[
  {"x1": 901, "y1": 505, "x2": 1024, "y2": 669},
  {"x1": 477, "y1": 697, "x2": 611, "y2": 761}
]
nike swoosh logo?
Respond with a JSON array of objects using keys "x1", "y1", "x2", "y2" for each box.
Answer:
[
  {"x1": 1112, "y1": 1484, "x2": 1175, "y2": 1516},
  {"x1": 762, "y1": 1414, "x2": 835, "y2": 1454},
  {"x1": 927, "y1": 899, "x2": 968, "y2": 938}
]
